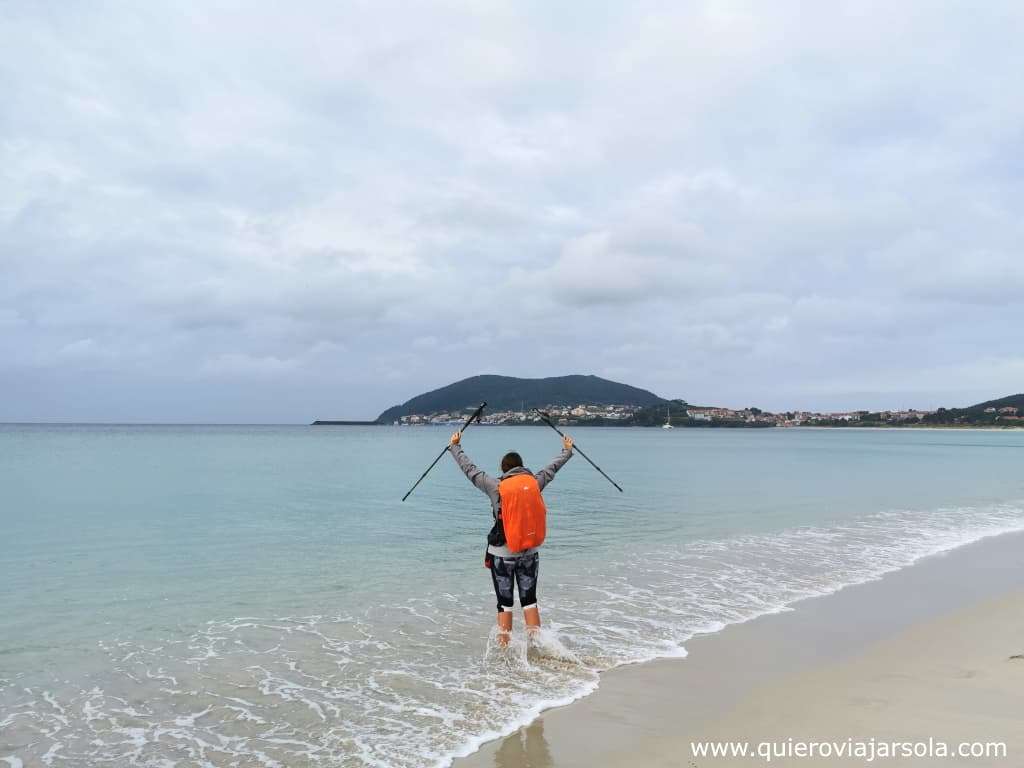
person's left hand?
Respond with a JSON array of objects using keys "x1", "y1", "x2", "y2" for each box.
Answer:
[
  {"x1": 450, "y1": 431, "x2": 461, "y2": 445},
  {"x1": 563, "y1": 435, "x2": 573, "y2": 452}
]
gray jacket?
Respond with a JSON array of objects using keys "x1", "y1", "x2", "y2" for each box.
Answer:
[{"x1": 448, "y1": 443, "x2": 572, "y2": 557}]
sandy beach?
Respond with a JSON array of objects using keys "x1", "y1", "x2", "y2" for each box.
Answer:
[
  {"x1": 456, "y1": 531, "x2": 1024, "y2": 768},
  {"x1": 691, "y1": 590, "x2": 1023, "y2": 766}
]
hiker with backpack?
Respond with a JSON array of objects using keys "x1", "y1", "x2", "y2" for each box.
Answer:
[{"x1": 448, "y1": 430, "x2": 573, "y2": 645}]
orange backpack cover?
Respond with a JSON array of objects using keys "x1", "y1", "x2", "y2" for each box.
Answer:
[{"x1": 498, "y1": 474, "x2": 547, "y2": 552}]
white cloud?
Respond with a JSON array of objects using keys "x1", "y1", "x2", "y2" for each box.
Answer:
[
  {"x1": 2, "y1": 0, "x2": 1023, "y2": 420},
  {"x1": 198, "y1": 353, "x2": 297, "y2": 378}
]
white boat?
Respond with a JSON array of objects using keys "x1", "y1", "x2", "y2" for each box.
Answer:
[{"x1": 662, "y1": 405, "x2": 674, "y2": 429}]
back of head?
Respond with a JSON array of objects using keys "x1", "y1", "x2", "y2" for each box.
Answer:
[{"x1": 500, "y1": 451, "x2": 523, "y2": 473}]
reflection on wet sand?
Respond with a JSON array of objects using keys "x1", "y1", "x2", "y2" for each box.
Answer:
[{"x1": 493, "y1": 719, "x2": 553, "y2": 768}]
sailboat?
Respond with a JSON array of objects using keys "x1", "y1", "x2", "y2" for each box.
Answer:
[{"x1": 662, "y1": 404, "x2": 674, "y2": 429}]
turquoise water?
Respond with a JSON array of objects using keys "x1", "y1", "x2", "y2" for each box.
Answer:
[{"x1": 3, "y1": 424, "x2": 1024, "y2": 766}]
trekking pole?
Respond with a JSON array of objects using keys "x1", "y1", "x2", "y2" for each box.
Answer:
[
  {"x1": 401, "y1": 402, "x2": 487, "y2": 501},
  {"x1": 535, "y1": 409, "x2": 624, "y2": 493}
]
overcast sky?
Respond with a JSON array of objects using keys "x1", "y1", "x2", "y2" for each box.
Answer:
[{"x1": 2, "y1": 1, "x2": 1022, "y2": 422}]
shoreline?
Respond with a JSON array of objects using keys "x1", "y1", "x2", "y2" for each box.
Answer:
[
  {"x1": 7, "y1": 422, "x2": 1023, "y2": 431},
  {"x1": 454, "y1": 529, "x2": 1024, "y2": 768},
  {"x1": 323, "y1": 423, "x2": 1024, "y2": 431}
]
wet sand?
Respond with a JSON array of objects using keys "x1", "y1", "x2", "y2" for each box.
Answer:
[{"x1": 455, "y1": 530, "x2": 1024, "y2": 768}]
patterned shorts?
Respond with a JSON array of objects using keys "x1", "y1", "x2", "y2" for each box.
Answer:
[{"x1": 489, "y1": 551, "x2": 539, "y2": 612}]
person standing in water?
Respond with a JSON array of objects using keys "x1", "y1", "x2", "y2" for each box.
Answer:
[{"x1": 448, "y1": 430, "x2": 573, "y2": 644}]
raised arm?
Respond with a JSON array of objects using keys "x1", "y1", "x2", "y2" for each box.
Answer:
[
  {"x1": 448, "y1": 432, "x2": 499, "y2": 498},
  {"x1": 534, "y1": 435, "x2": 574, "y2": 491}
]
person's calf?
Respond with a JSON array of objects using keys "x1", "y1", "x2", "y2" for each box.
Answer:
[
  {"x1": 496, "y1": 609, "x2": 513, "y2": 646},
  {"x1": 523, "y1": 604, "x2": 541, "y2": 634}
]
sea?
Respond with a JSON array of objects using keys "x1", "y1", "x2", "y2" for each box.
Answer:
[{"x1": 3, "y1": 424, "x2": 1024, "y2": 767}]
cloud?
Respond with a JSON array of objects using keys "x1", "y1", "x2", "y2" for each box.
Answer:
[
  {"x1": 2, "y1": 0, "x2": 1023, "y2": 420},
  {"x1": 198, "y1": 352, "x2": 298, "y2": 378}
]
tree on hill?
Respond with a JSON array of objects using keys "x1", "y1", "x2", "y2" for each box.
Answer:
[{"x1": 629, "y1": 399, "x2": 690, "y2": 426}]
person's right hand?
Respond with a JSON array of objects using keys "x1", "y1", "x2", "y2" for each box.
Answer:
[
  {"x1": 450, "y1": 431, "x2": 461, "y2": 445},
  {"x1": 563, "y1": 435, "x2": 573, "y2": 452}
]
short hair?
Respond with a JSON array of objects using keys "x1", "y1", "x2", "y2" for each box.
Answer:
[{"x1": 501, "y1": 451, "x2": 523, "y2": 473}]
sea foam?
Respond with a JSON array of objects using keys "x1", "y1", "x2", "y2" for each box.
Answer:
[{"x1": 4, "y1": 502, "x2": 1024, "y2": 767}]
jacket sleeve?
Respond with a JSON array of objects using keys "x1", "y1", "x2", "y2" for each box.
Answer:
[
  {"x1": 534, "y1": 448, "x2": 573, "y2": 491},
  {"x1": 448, "y1": 444, "x2": 500, "y2": 500}
]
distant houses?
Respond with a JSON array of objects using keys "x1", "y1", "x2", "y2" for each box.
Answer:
[
  {"x1": 391, "y1": 401, "x2": 1022, "y2": 428},
  {"x1": 681, "y1": 407, "x2": 949, "y2": 427},
  {"x1": 991, "y1": 406, "x2": 1018, "y2": 415},
  {"x1": 684, "y1": 407, "x2": 775, "y2": 424},
  {"x1": 396, "y1": 403, "x2": 640, "y2": 426}
]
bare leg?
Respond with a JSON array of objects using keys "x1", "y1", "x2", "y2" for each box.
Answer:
[
  {"x1": 523, "y1": 605, "x2": 540, "y2": 635},
  {"x1": 496, "y1": 610, "x2": 512, "y2": 646}
]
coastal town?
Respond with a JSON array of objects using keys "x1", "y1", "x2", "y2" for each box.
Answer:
[
  {"x1": 394, "y1": 403, "x2": 1023, "y2": 428},
  {"x1": 397, "y1": 403, "x2": 641, "y2": 426}
]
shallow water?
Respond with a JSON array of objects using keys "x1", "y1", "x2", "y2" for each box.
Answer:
[{"x1": 3, "y1": 424, "x2": 1024, "y2": 766}]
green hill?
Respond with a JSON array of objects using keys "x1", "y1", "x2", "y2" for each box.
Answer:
[
  {"x1": 965, "y1": 393, "x2": 1024, "y2": 412},
  {"x1": 376, "y1": 374, "x2": 667, "y2": 423}
]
